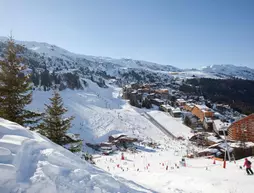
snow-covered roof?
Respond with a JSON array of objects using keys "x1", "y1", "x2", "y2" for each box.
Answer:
[
  {"x1": 161, "y1": 104, "x2": 173, "y2": 110},
  {"x1": 172, "y1": 108, "x2": 182, "y2": 113},
  {"x1": 213, "y1": 120, "x2": 231, "y2": 131},
  {"x1": 195, "y1": 105, "x2": 212, "y2": 113},
  {"x1": 207, "y1": 136, "x2": 223, "y2": 143},
  {"x1": 185, "y1": 103, "x2": 195, "y2": 107},
  {"x1": 176, "y1": 99, "x2": 186, "y2": 103},
  {"x1": 153, "y1": 98, "x2": 164, "y2": 103},
  {"x1": 199, "y1": 148, "x2": 219, "y2": 154},
  {"x1": 204, "y1": 117, "x2": 213, "y2": 123},
  {"x1": 110, "y1": 133, "x2": 127, "y2": 138},
  {"x1": 229, "y1": 142, "x2": 254, "y2": 148},
  {"x1": 208, "y1": 142, "x2": 234, "y2": 152}
]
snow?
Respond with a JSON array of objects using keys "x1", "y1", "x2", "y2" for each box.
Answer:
[
  {"x1": 0, "y1": 36, "x2": 180, "y2": 75},
  {"x1": 171, "y1": 70, "x2": 221, "y2": 79},
  {"x1": 0, "y1": 78, "x2": 253, "y2": 192},
  {"x1": 207, "y1": 136, "x2": 223, "y2": 143},
  {"x1": 2, "y1": 37, "x2": 254, "y2": 81},
  {"x1": 153, "y1": 98, "x2": 164, "y2": 103},
  {"x1": 213, "y1": 120, "x2": 231, "y2": 131},
  {"x1": 147, "y1": 111, "x2": 192, "y2": 139},
  {"x1": 195, "y1": 104, "x2": 212, "y2": 113},
  {"x1": 201, "y1": 64, "x2": 254, "y2": 80},
  {"x1": 0, "y1": 118, "x2": 152, "y2": 193},
  {"x1": 28, "y1": 79, "x2": 167, "y2": 145},
  {"x1": 176, "y1": 99, "x2": 186, "y2": 103},
  {"x1": 95, "y1": 144, "x2": 254, "y2": 193}
]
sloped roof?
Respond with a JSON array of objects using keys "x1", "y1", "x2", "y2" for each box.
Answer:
[{"x1": 229, "y1": 114, "x2": 254, "y2": 128}]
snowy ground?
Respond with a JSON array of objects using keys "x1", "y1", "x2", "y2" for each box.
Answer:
[
  {"x1": 22, "y1": 80, "x2": 254, "y2": 193},
  {"x1": 146, "y1": 111, "x2": 193, "y2": 139},
  {"x1": 0, "y1": 118, "x2": 153, "y2": 193},
  {"x1": 95, "y1": 145, "x2": 254, "y2": 193},
  {"x1": 29, "y1": 79, "x2": 167, "y2": 145}
]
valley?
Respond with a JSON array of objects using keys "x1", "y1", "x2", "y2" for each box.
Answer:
[
  {"x1": 27, "y1": 78, "x2": 254, "y2": 193},
  {"x1": 0, "y1": 37, "x2": 254, "y2": 193}
]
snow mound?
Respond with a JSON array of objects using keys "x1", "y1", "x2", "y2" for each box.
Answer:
[{"x1": 0, "y1": 118, "x2": 152, "y2": 193}]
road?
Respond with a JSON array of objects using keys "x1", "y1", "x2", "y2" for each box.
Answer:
[{"x1": 142, "y1": 112, "x2": 176, "y2": 139}]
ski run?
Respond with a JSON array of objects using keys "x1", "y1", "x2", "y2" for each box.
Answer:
[{"x1": 0, "y1": 79, "x2": 253, "y2": 193}]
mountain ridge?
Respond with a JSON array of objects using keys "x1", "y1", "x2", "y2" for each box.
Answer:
[{"x1": 1, "y1": 36, "x2": 254, "y2": 82}]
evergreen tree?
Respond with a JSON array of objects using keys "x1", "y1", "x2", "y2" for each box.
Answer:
[
  {"x1": 41, "y1": 68, "x2": 51, "y2": 89},
  {"x1": 0, "y1": 37, "x2": 41, "y2": 127},
  {"x1": 39, "y1": 90, "x2": 74, "y2": 145}
]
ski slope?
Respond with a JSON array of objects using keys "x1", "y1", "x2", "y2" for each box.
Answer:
[
  {"x1": 24, "y1": 80, "x2": 254, "y2": 193},
  {"x1": 28, "y1": 79, "x2": 167, "y2": 145},
  {"x1": 147, "y1": 111, "x2": 193, "y2": 139},
  {"x1": 0, "y1": 118, "x2": 153, "y2": 193},
  {"x1": 95, "y1": 144, "x2": 254, "y2": 193}
]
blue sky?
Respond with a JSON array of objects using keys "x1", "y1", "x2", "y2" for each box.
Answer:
[{"x1": 0, "y1": 0, "x2": 253, "y2": 69}]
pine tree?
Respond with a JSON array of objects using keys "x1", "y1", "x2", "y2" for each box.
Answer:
[
  {"x1": 39, "y1": 90, "x2": 74, "y2": 145},
  {"x1": 0, "y1": 37, "x2": 41, "y2": 127}
]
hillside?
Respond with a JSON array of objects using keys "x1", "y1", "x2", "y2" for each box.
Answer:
[
  {"x1": 27, "y1": 79, "x2": 167, "y2": 144},
  {"x1": 0, "y1": 37, "x2": 177, "y2": 89},
  {"x1": 201, "y1": 64, "x2": 254, "y2": 80},
  {"x1": 0, "y1": 118, "x2": 153, "y2": 193},
  {"x1": 180, "y1": 78, "x2": 254, "y2": 115},
  {"x1": 1, "y1": 37, "x2": 254, "y2": 91},
  {"x1": 1, "y1": 70, "x2": 254, "y2": 193}
]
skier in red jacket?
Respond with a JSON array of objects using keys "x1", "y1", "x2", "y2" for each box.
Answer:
[{"x1": 243, "y1": 158, "x2": 253, "y2": 175}]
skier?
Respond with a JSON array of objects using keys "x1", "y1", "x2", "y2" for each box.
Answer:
[{"x1": 243, "y1": 158, "x2": 253, "y2": 175}]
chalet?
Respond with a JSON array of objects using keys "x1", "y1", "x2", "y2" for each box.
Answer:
[
  {"x1": 191, "y1": 105, "x2": 214, "y2": 122},
  {"x1": 130, "y1": 83, "x2": 140, "y2": 89},
  {"x1": 137, "y1": 88, "x2": 150, "y2": 94},
  {"x1": 198, "y1": 141, "x2": 254, "y2": 160},
  {"x1": 203, "y1": 117, "x2": 214, "y2": 131},
  {"x1": 198, "y1": 142, "x2": 234, "y2": 159},
  {"x1": 176, "y1": 99, "x2": 186, "y2": 107},
  {"x1": 129, "y1": 91, "x2": 142, "y2": 107},
  {"x1": 151, "y1": 98, "x2": 164, "y2": 106},
  {"x1": 147, "y1": 93, "x2": 155, "y2": 99},
  {"x1": 141, "y1": 84, "x2": 151, "y2": 89},
  {"x1": 122, "y1": 85, "x2": 132, "y2": 99},
  {"x1": 86, "y1": 134, "x2": 139, "y2": 153},
  {"x1": 160, "y1": 104, "x2": 172, "y2": 112},
  {"x1": 155, "y1": 89, "x2": 169, "y2": 100},
  {"x1": 228, "y1": 114, "x2": 254, "y2": 142},
  {"x1": 183, "y1": 103, "x2": 195, "y2": 112},
  {"x1": 213, "y1": 119, "x2": 231, "y2": 135},
  {"x1": 170, "y1": 107, "x2": 182, "y2": 118},
  {"x1": 160, "y1": 105, "x2": 182, "y2": 117}
]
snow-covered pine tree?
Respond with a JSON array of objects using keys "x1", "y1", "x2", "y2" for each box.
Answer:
[
  {"x1": 39, "y1": 90, "x2": 74, "y2": 145},
  {"x1": 0, "y1": 37, "x2": 41, "y2": 127}
]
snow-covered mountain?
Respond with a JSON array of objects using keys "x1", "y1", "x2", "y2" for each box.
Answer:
[
  {"x1": 0, "y1": 37, "x2": 178, "y2": 88},
  {"x1": 1, "y1": 37, "x2": 254, "y2": 85},
  {"x1": 200, "y1": 64, "x2": 254, "y2": 80},
  {"x1": 0, "y1": 118, "x2": 151, "y2": 193}
]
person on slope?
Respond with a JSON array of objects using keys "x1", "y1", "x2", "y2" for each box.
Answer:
[{"x1": 243, "y1": 158, "x2": 253, "y2": 175}]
